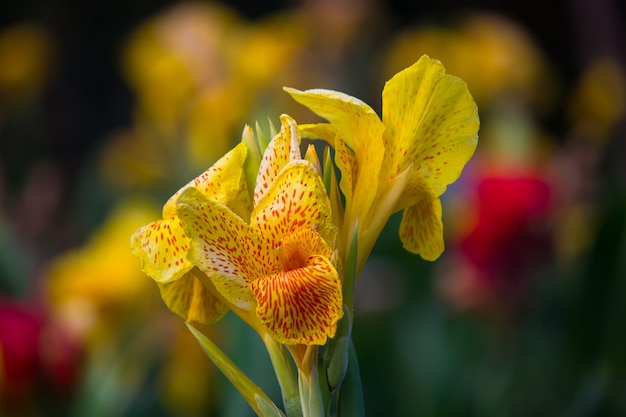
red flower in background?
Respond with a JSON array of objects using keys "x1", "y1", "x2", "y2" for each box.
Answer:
[
  {"x1": 440, "y1": 172, "x2": 553, "y2": 314},
  {"x1": 0, "y1": 299, "x2": 81, "y2": 415}
]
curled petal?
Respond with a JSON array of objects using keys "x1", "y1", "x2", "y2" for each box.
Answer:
[
  {"x1": 285, "y1": 87, "x2": 384, "y2": 217},
  {"x1": 284, "y1": 88, "x2": 383, "y2": 156},
  {"x1": 382, "y1": 55, "x2": 479, "y2": 207},
  {"x1": 252, "y1": 161, "x2": 336, "y2": 249},
  {"x1": 254, "y1": 114, "x2": 302, "y2": 205},
  {"x1": 130, "y1": 216, "x2": 192, "y2": 283},
  {"x1": 297, "y1": 123, "x2": 337, "y2": 147},
  {"x1": 399, "y1": 197, "x2": 444, "y2": 261},
  {"x1": 163, "y1": 141, "x2": 251, "y2": 219},
  {"x1": 177, "y1": 188, "x2": 273, "y2": 310},
  {"x1": 251, "y1": 254, "x2": 343, "y2": 345},
  {"x1": 157, "y1": 269, "x2": 228, "y2": 326}
]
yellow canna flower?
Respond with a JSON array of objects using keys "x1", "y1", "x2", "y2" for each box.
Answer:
[
  {"x1": 132, "y1": 114, "x2": 343, "y2": 345},
  {"x1": 176, "y1": 124, "x2": 342, "y2": 345},
  {"x1": 286, "y1": 54, "x2": 479, "y2": 268},
  {"x1": 177, "y1": 164, "x2": 342, "y2": 345}
]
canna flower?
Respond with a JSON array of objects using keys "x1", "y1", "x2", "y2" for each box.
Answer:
[
  {"x1": 286, "y1": 54, "x2": 479, "y2": 268},
  {"x1": 132, "y1": 115, "x2": 343, "y2": 345},
  {"x1": 177, "y1": 145, "x2": 342, "y2": 346}
]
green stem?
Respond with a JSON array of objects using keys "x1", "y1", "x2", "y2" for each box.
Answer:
[
  {"x1": 264, "y1": 334, "x2": 302, "y2": 417},
  {"x1": 299, "y1": 346, "x2": 325, "y2": 417}
]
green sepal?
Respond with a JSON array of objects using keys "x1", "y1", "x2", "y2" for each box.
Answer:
[
  {"x1": 186, "y1": 323, "x2": 286, "y2": 417},
  {"x1": 242, "y1": 125, "x2": 263, "y2": 201},
  {"x1": 324, "y1": 306, "x2": 352, "y2": 391},
  {"x1": 254, "y1": 118, "x2": 274, "y2": 153},
  {"x1": 337, "y1": 341, "x2": 365, "y2": 417}
]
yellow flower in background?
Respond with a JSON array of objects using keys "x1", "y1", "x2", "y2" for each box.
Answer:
[
  {"x1": 382, "y1": 13, "x2": 556, "y2": 111},
  {"x1": 121, "y1": 2, "x2": 241, "y2": 130},
  {"x1": 131, "y1": 141, "x2": 251, "y2": 327},
  {"x1": 107, "y1": 2, "x2": 307, "y2": 191},
  {"x1": 158, "y1": 325, "x2": 218, "y2": 416},
  {"x1": 109, "y1": 2, "x2": 246, "y2": 190},
  {"x1": 0, "y1": 22, "x2": 54, "y2": 100},
  {"x1": 567, "y1": 57, "x2": 626, "y2": 141},
  {"x1": 287, "y1": 55, "x2": 479, "y2": 267},
  {"x1": 45, "y1": 199, "x2": 160, "y2": 344}
]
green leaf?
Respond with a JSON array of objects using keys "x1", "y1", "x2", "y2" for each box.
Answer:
[{"x1": 186, "y1": 323, "x2": 286, "y2": 417}]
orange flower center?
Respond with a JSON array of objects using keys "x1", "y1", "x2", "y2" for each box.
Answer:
[
  {"x1": 275, "y1": 236, "x2": 308, "y2": 272},
  {"x1": 274, "y1": 228, "x2": 333, "y2": 273}
]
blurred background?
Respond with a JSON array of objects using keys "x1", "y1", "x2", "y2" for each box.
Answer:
[{"x1": 0, "y1": 0, "x2": 624, "y2": 416}]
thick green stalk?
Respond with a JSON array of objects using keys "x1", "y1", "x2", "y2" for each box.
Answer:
[{"x1": 264, "y1": 334, "x2": 302, "y2": 417}]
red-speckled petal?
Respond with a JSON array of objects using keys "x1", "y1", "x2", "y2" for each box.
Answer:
[
  {"x1": 382, "y1": 55, "x2": 479, "y2": 207},
  {"x1": 163, "y1": 141, "x2": 251, "y2": 219},
  {"x1": 157, "y1": 269, "x2": 228, "y2": 326},
  {"x1": 177, "y1": 187, "x2": 275, "y2": 310},
  {"x1": 254, "y1": 114, "x2": 301, "y2": 205},
  {"x1": 398, "y1": 196, "x2": 444, "y2": 261},
  {"x1": 252, "y1": 161, "x2": 336, "y2": 249},
  {"x1": 130, "y1": 216, "x2": 192, "y2": 283},
  {"x1": 251, "y1": 254, "x2": 342, "y2": 345}
]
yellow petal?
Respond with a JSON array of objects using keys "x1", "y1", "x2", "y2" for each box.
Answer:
[
  {"x1": 157, "y1": 268, "x2": 228, "y2": 326},
  {"x1": 382, "y1": 55, "x2": 479, "y2": 206},
  {"x1": 251, "y1": 254, "x2": 342, "y2": 345},
  {"x1": 130, "y1": 216, "x2": 192, "y2": 283},
  {"x1": 254, "y1": 114, "x2": 302, "y2": 205},
  {"x1": 177, "y1": 187, "x2": 271, "y2": 310},
  {"x1": 297, "y1": 123, "x2": 337, "y2": 147},
  {"x1": 252, "y1": 160, "x2": 336, "y2": 249},
  {"x1": 163, "y1": 141, "x2": 251, "y2": 220},
  {"x1": 285, "y1": 87, "x2": 385, "y2": 224},
  {"x1": 398, "y1": 196, "x2": 444, "y2": 261},
  {"x1": 284, "y1": 88, "x2": 383, "y2": 156}
]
